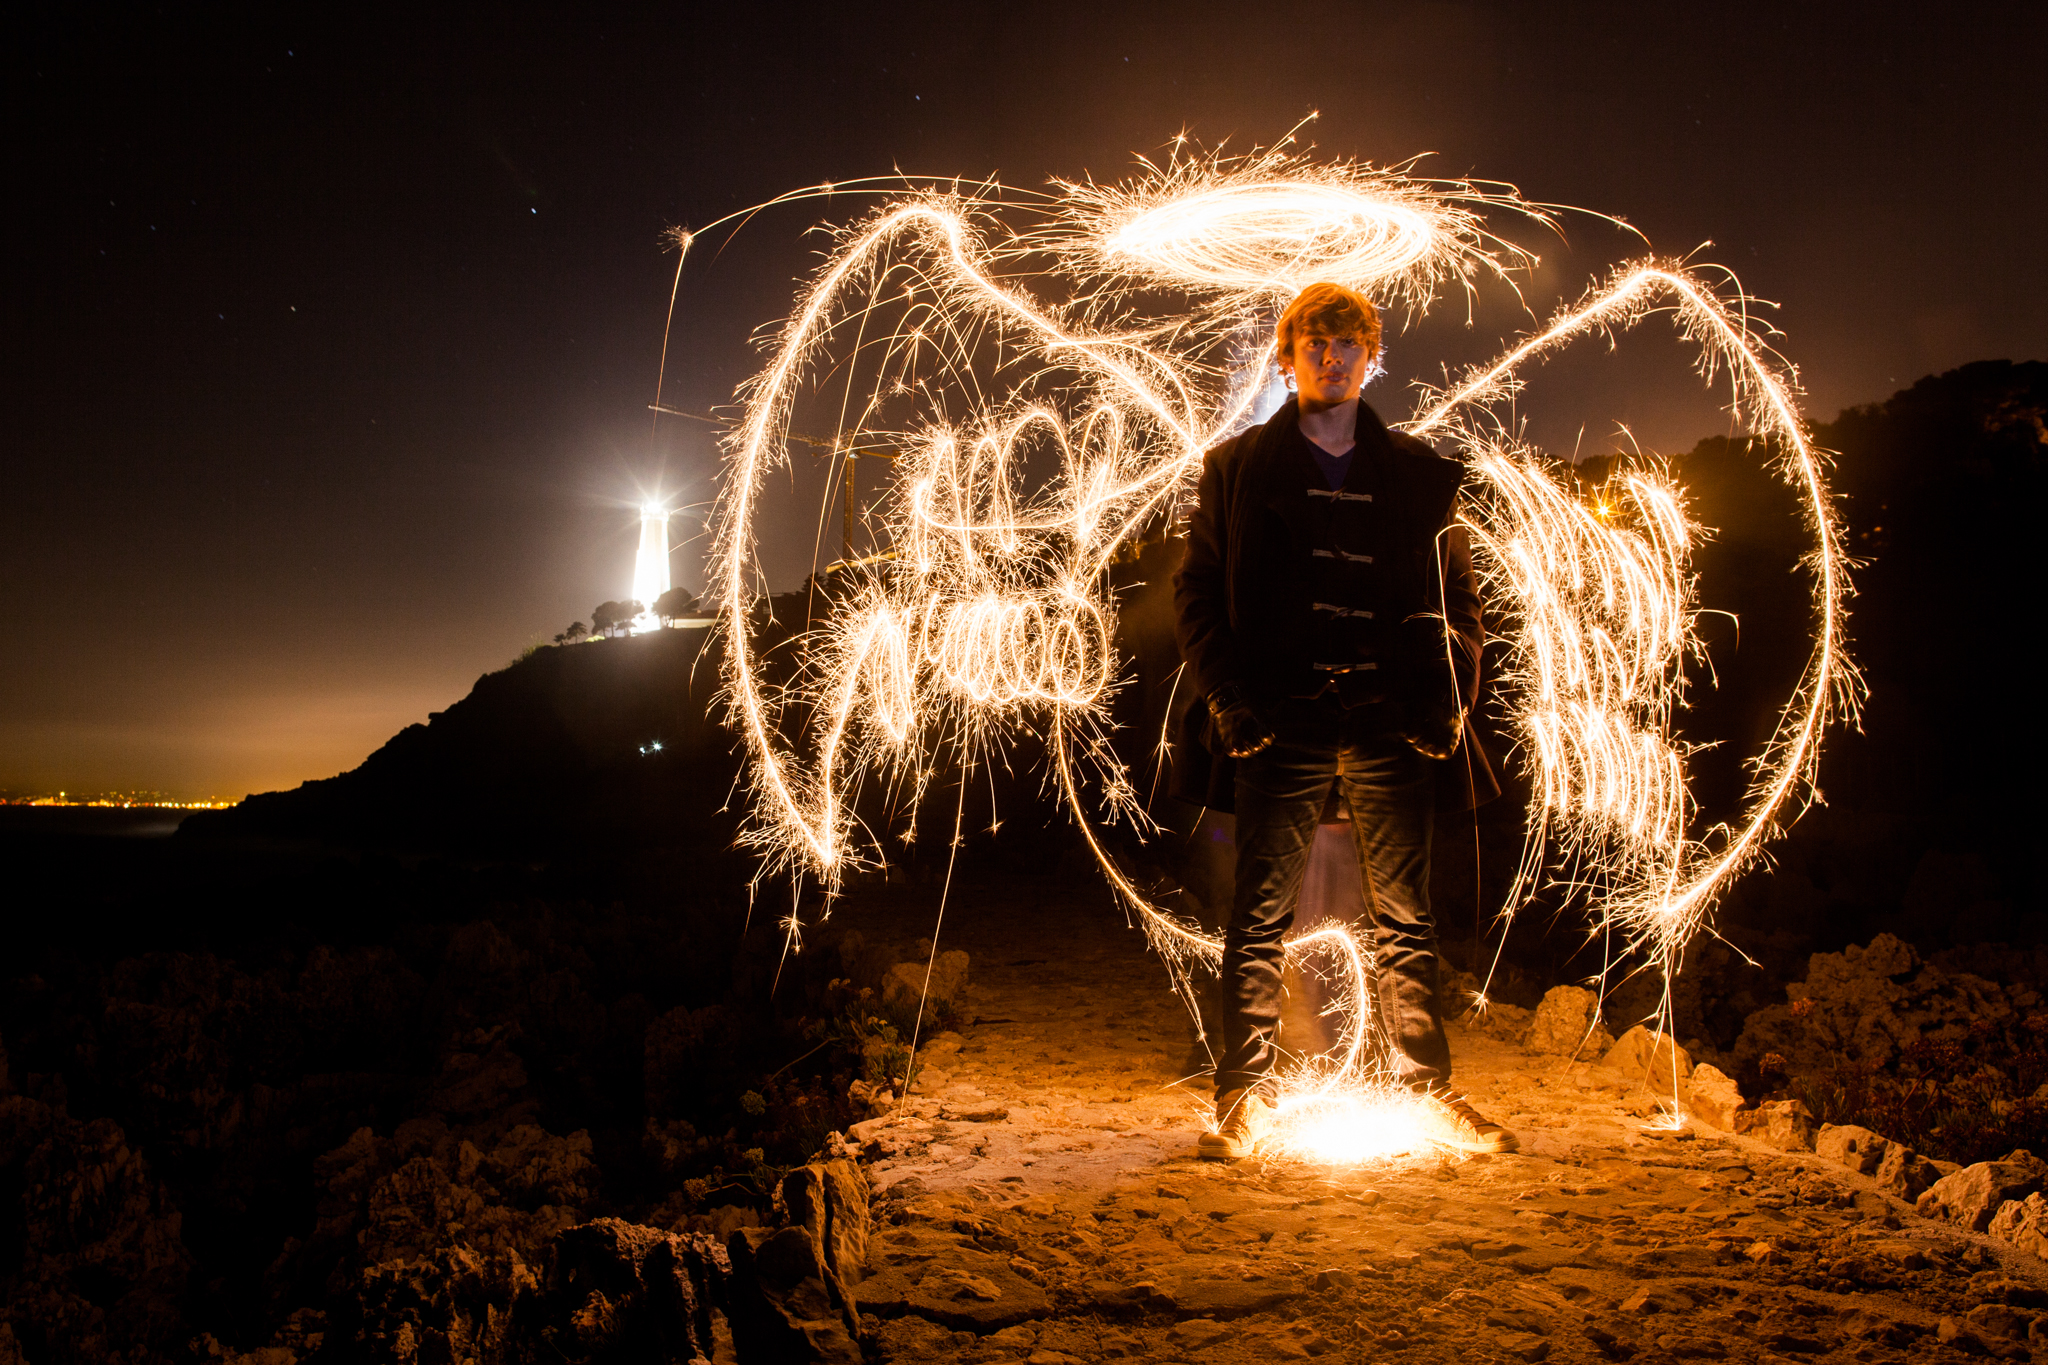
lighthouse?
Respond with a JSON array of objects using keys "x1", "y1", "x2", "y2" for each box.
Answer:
[{"x1": 631, "y1": 502, "x2": 670, "y2": 632}]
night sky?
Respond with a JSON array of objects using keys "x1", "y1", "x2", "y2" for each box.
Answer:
[{"x1": 7, "y1": 2, "x2": 2042, "y2": 800}]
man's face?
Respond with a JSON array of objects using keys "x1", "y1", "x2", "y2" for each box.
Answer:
[{"x1": 1289, "y1": 331, "x2": 1372, "y2": 406}]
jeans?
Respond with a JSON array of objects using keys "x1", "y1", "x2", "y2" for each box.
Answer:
[{"x1": 1218, "y1": 698, "x2": 1450, "y2": 1094}]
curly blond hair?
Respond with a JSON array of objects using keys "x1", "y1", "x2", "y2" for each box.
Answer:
[{"x1": 1275, "y1": 282, "x2": 1381, "y2": 364}]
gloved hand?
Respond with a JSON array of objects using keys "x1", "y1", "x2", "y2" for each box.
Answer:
[
  {"x1": 1206, "y1": 684, "x2": 1274, "y2": 759},
  {"x1": 1401, "y1": 704, "x2": 1464, "y2": 761}
]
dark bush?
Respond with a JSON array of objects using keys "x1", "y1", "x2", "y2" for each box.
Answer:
[{"x1": 1787, "y1": 1014, "x2": 2048, "y2": 1165}]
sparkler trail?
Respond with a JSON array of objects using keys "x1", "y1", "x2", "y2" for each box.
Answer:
[
  {"x1": 1410, "y1": 265, "x2": 1860, "y2": 1055},
  {"x1": 687, "y1": 141, "x2": 1855, "y2": 1154}
]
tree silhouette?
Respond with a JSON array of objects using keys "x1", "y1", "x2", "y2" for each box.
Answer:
[
  {"x1": 653, "y1": 585, "x2": 699, "y2": 624},
  {"x1": 590, "y1": 601, "x2": 644, "y2": 637}
]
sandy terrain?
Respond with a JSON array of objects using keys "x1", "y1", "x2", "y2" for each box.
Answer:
[{"x1": 820, "y1": 875, "x2": 2046, "y2": 1364}]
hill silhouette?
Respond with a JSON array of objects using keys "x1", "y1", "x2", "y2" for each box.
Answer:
[
  {"x1": 182, "y1": 625, "x2": 737, "y2": 858},
  {"x1": 186, "y1": 360, "x2": 2044, "y2": 954},
  {"x1": 1679, "y1": 360, "x2": 2045, "y2": 955}
]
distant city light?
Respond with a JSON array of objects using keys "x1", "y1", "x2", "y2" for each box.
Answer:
[{"x1": 2, "y1": 794, "x2": 237, "y2": 809}]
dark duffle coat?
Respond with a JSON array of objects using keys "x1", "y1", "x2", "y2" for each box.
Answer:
[{"x1": 1169, "y1": 395, "x2": 1500, "y2": 814}]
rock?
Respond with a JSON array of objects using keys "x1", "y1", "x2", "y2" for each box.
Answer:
[
  {"x1": 985, "y1": 1323, "x2": 1038, "y2": 1351},
  {"x1": 781, "y1": 1159, "x2": 871, "y2": 1309},
  {"x1": 1500, "y1": 1246, "x2": 1591, "y2": 1274},
  {"x1": 848, "y1": 1115, "x2": 898, "y2": 1146},
  {"x1": 1859, "y1": 1240, "x2": 1928, "y2": 1271},
  {"x1": 1842, "y1": 1309, "x2": 1919, "y2": 1346},
  {"x1": 1581, "y1": 1321, "x2": 1632, "y2": 1356},
  {"x1": 1940, "y1": 1315, "x2": 1992, "y2": 1355},
  {"x1": 1469, "y1": 1239, "x2": 1532, "y2": 1261},
  {"x1": 1163, "y1": 1275, "x2": 1305, "y2": 1320},
  {"x1": 0, "y1": 1094, "x2": 195, "y2": 1365},
  {"x1": 1095, "y1": 1326, "x2": 1147, "y2": 1358},
  {"x1": 1845, "y1": 931, "x2": 1923, "y2": 977},
  {"x1": 643, "y1": 1117, "x2": 710, "y2": 1181},
  {"x1": 1815, "y1": 1123, "x2": 1890, "y2": 1174},
  {"x1": 874, "y1": 1314, "x2": 961, "y2": 1361},
  {"x1": 1601, "y1": 1027, "x2": 1694, "y2": 1091},
  {"x1": 1990, "y1": 1193, "x2": 2048, "y2": 1259},
  {"x1": 491, "y1": 1122, "x2": 602, "y2": 1207},
  {"x1": 874, "y1": 1174, "x2": 929, "y2": 1204},
  {"x1": 1086, "y1": 1280, "x2": 1169, "y2": 1317},
  {"x1": 1685, "y1": 1064, "x2": 1745, "y2": 1130},
  {"x1": 1965, "y1": 1304, "x2": 2035, "y2": 1342},
  {"x1": 1652, "y1": 1336, "x2": 1727, "y2": 1358},
  {"x1": 727, "y1": 1226, "x2": 863, "y2": 1364},
  {"x1": 905, "y1": 1258, "x2": 1051, "y2": 1331},
  {"x1": 1762, "y1": 1331, "x2": 1828, "y2": 1353},
  {"x1": 316, "y1": 1119, "x2": 599, "y2": 1278},
  {"x1": 1457, "y1": 1000, "x2": 1533, "y2": 1042},
  {"x1": 1733, "y1": 932, "x2": 2017, "y2": 1080},
  {"x1": 526, "y1": 1219, "x2": 728, "y2": 1364},
  {"x1": 844, "y1": 1081, "x2": 892, "y2": 1120},
  {"x1": 882, "y1": 950, "x2": 972, "y2": 1016},
  {"x1": 1919, "y1": 1160, "x2": 2048, "y2": 1232},
  {"x1": 1971, "y1": 1274, "x2": 2048, "y2": 1309},
  {"x1": 1829, "y1": 1254, "x2": 1892, "y2": 1286},
  {"x1": 1876, "y1": 1143, "x2": 1944, "y2": 1201},
  {"x1": 427, "y1": 1023, "x2": 537, "y2": 1125},
  {"x1": 1524, "y1": 986, "x2": 1617, "y2": 1057},
  {"x1": 859, "y1": 1249, "x2": 1051, "y2": 1331},
  {"x1": 938, "y1": 1102, "x2": 1009, "y2": 1123},
  {"x1": 1495, "y1": 1331, "x2": 1551, "y2": 1361},
  {"x1": 1487, "y1": 1308, "x2": 1549, "y2": 1333},
  {"x1": 1736, "y1": 1098, "x2": 1816, "y2": 1151},
  {"x1": 355, "y1": 1243, "x2": 538, "y2": 1363},
  {"x1": 1169, "y1": 1318, "x2": 1233, "y2": 1351}
]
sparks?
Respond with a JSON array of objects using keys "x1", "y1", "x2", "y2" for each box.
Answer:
[{"x1": 688, "y1": 140, "x2": 1856, "y2": 1157}]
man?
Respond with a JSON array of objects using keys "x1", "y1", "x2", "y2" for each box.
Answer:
[{"x1": 1173, "y1": 281, "x2": 1514, "y2": 1159}]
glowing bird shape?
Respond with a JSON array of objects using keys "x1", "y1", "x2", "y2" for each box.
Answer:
[{"x1": 700, "y1": 152, "x2": 1855, "y2": 1150}]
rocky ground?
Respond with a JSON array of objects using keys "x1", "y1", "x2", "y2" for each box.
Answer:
[
  {"x1": 8, "y1": 847, "x2": 2047, "y2": 1364},
  {"x1": 798, "y1": 877, "x2": 2048, "y2": 1365}
]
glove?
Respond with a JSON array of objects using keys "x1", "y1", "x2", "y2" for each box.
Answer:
[
  {"x1": 1207, "y1": 684, "x2": 1274, "y2": 759},
  {"x1": 1401, "y1": 704, "x2": 1464, "y2": 761}
]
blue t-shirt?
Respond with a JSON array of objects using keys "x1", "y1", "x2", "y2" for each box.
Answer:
[{"x1": 1311, "y1": 443, "x2": 1356, "y2": 490}]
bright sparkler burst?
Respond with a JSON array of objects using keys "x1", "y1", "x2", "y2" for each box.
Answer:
[{"x1": 692, "y1": 140, "x2": 1857, "y2": 1157}]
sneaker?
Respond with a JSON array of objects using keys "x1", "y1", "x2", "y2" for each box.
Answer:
[
  {"x1": 1415, "y1": 1080, "x2": 1519, "y2": 1154},
  {"x1": 1197, "y1": 1088, "x2": 1273, "y2": 1161}
]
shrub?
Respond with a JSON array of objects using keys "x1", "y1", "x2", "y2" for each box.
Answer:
[{"x1": 1785, "y1": 1014, "x2": 2048, "y2": 1165}]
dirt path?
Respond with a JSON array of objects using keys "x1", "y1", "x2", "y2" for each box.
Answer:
[{"x1": 823, "y1": 874, "x2": 2046, "y2": 1364}]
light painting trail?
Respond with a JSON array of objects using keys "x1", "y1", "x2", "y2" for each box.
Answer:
[{"x1": 687, "y1": 142, "x2": 1857, "y2": 1159}]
